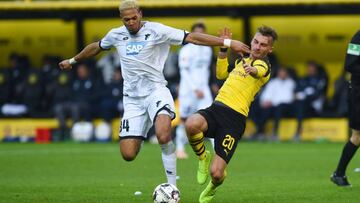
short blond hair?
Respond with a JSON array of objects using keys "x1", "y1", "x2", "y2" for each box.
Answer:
[
  {"x1": 257, "y1": 25, "x2": 278, "y2": 44},
  {"x1": 119, "y1": 0, "x2": 140, "y2": 13}
]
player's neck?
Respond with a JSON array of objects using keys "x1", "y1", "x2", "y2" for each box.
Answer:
[
  {"x1": 249, "y1": 55, "x2": 264, "y2": 61},
  {"x1": 128, "y1": 22, "x2": 145, "y2": 35},
  {"x1": 249, "y1": 55, "x2": 256, "y2": 60}
]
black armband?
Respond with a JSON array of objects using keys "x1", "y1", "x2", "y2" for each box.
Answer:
[{"x1": 220, "y1": 47, "x2": 228, "y2": 52}]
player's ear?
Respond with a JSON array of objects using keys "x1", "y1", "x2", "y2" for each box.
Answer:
[
  {"x1": 138, "y1": 9, "x2": 143, "y2": 18},
  {"x1": 268, "y1": 46, "x2": 273, "y2": 54},
  {"x1": 268, "y1": 37, "x2": 275, "y2": 53}
]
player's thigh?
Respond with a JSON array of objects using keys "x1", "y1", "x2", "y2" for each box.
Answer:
[
  {"x1": 147, "y1": 87, "x2": 176, "y2": 123},
  {"x1": 119, "y1": 138, "x2": 143, "y2": 161},
  {"x1": 118, "y1": 112, "x2": 152, "y2": 160},
  {"x1": 188, "y1": 103, "x2": 220, "y2": 137},
  {"x1": 154, "y1": 114, "x2": 172, "y2": 144},
  {"x1": 185, "y1": 113, "x2": 209, "y2": 134}
]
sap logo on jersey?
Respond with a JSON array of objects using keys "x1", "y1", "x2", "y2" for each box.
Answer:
[{"x1": 126, "y1": 41, "x2": 147, "y2": 55}]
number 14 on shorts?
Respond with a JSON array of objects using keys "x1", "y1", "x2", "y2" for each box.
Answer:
[{"x1": 120, "y1": 119, "x2": 130, "y2": 132}]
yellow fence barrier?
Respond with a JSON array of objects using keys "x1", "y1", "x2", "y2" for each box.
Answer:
[
  {"x1": 244, "y1": 118, "x2": 349, "y2": 142},
  {"x1": 0, "y1": 117, "x2": 349, "y2": 142}
]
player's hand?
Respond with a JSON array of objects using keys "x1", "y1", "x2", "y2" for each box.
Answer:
[
  {"x1": 195, "y1": 89, "x2": 204, "y2": 99},
  {"x1": 211, "y1": 83, "x2": 220, "y2": 95},
  {"x1": 230, "y1": 40, "x2": 250, "y2": 55},
  {"x1": 219, "y1": 27, "x2": 232, "y2": 50},
  {"x1": 58, "y1": 59, "x2": 72, "y2": 70},
  {"x1": 219, "y1": 27, "x2": 232, "y2": 40},
  {"x1": 219, "y1": 27, "x2": 249, "y2": 54},
  {"x1": 244, "y1": 63, "x2": 257, "y2": 75}
]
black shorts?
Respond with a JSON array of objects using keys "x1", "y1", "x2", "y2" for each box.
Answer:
[
  {"x1": 349, "y1": 77, "x2": 360, "y2": 130},
  {"x1": 197, "y1": 102, "x2": 246, "y2": 163}
]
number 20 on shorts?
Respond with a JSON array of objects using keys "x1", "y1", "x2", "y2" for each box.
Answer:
[{"x1": 222, "y1": 134, "x2": 235, "y2": 151}]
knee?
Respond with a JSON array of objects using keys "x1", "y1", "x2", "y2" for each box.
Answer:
[
  {"x1": 155, "y1": 124, "x2": 171, "y2": 144},
  {"x1": 155, "y1": 115, "x2": 172, "y2": 144},
  {"x1": 210, "y1": 167, "x2": 225, "y2": 183},
  {"x1": 157, "y1": 134, "x2": 171, "y2": 144},
  {"x1": 185, "y1": 116, "x2": 200, "y2": 135},
  {"x1": 120, "y1": 151, "x2": 137, "y2": 162}
]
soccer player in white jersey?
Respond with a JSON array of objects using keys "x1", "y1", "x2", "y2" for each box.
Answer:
[
  {"x1": 59, "y1": 0, "x2": 249, "y2": 186},
  {"x1": 176, "y1": 22, "x2": 214, "y2": 159}
]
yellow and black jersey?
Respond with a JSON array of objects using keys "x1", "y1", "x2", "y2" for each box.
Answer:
[{"x1": 215, "y1": 56, "x2": 271, "y2": 117}]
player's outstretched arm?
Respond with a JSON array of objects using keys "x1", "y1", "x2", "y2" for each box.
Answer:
[
  {"x1": 58, "y1": 42, "x2": 102, "y2": 70},
  {"x1": 216, "y1": 27, "x2": 232, "y2": 79},
  {"x1": 217, "y1": 27, "x2": 232, "y2": 59},
  {"x1": 185, "y1": 31, "x2": 250, "y2": 54}
]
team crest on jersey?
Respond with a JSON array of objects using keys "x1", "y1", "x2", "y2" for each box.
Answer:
[{"x1": 126, "y1": 41, "x2": 147, "y2": 55}]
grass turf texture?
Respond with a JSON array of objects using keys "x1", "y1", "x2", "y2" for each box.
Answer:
[{"x1": 0, "y1": 142, "x2": 359, "y2": 203}]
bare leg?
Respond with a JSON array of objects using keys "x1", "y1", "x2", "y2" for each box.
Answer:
[
  {"x1": 199, "y1": 155, "x2": 227, "y2": 203},
  {"x1": 155, "y1": 114, "x2": 172, "y2": 144},
  {"x1": 119, "y1": 138, "x2": 143, "y2": 162},
  {"x1": 210, "y1": 154, "x2": 227, "y2": 185}
]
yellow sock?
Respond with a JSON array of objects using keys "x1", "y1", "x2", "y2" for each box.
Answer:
[{"x1": 189, "y1": 132, "x2": 206, "y2": 160}]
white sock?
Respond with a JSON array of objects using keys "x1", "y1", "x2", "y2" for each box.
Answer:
[
  {"x1": 209, "y1": 138, "x2": 215, "y2": 149},
  {"x1": 175, "y1": 124, "x2": 187, "y2": 151},
  {"x1": 161, "y1": 141, "x2": 177, "y2": 185}
]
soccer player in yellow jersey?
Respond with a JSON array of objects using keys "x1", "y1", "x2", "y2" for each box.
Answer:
[{"x1": 185, "y1": 26, "x2": 278, "y2": 203}]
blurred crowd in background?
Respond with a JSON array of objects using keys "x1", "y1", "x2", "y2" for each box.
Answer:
[{"x1": 0, "y1": 49, "x2": 349, "y2": 141}]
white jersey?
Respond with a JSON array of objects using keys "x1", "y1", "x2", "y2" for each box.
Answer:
[
  {"x1": 100, "y1": 21, "x2": 186, "y2": 97},
  {"x1": 178, "y1": 43, "x2": 212, "y2": 97},
  {"x1": 260, "y1": 77, "x2": 296, "y2": 106}
]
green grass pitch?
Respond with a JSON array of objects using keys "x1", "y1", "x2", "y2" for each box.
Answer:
[{"x1": 0, "y1": 142, "x2": 359, "y2": 203}]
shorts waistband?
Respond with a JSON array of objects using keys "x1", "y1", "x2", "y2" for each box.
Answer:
[{"x1": 213, "y1": 101, "x2": 246, "y2": 118}]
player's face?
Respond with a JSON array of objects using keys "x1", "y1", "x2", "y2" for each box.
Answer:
[
  {"x1": 121, "y1": 8, "x2": 142, "y2": 35},
  {"x1": 250, "y1": 33, "x2": 273, "y2": 59}
]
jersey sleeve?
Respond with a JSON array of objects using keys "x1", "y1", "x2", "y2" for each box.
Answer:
[
  {"x1": 99, "y1": 29, "x2": 115, "y2": 50},
  {"x1": 216, "y1": 58, "x2": 229, "y2": 80},
  {"x1": 345, "y1": 31, "x2": 360, "y2": 75},
  {"x1": 253, "y1": 59, "x2": 270, "y2": 78},
  {"x1": 157, "y1": 23, "x2": 186, "y2": 45}
]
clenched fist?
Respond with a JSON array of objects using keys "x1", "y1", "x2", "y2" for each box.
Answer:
[{"x1": 58, "y1": 59, "x2": 73, "y2": 70}]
